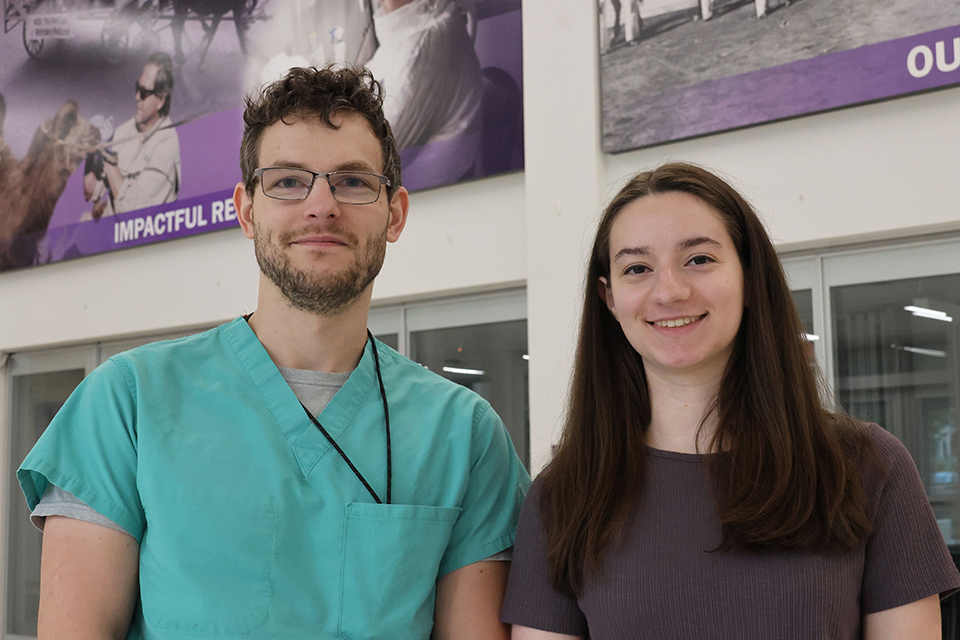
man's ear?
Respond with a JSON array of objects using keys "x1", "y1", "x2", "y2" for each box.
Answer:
[
  {"x1": 235, "y1": 182, "x2": 255, "y2": 240},
  {"x1": 598, "y1": 276, "x2": 616, "y2": 319},
  {"x1": 386, "y1": 186, "x2": 409, "y2": 243}
]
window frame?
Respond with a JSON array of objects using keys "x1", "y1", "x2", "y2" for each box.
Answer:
[{"x1": 781, "y1": 236, "x2": 960, "y2": 402}]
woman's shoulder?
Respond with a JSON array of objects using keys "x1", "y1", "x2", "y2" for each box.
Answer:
[
  {"x1": 859, "y1": 422, "x2": 912, "y2": 469},
  {"x1": 523, "y1": 474, "x2": 547, "y2": 509},
  {"x1": 849, "y1": 421, "x2": 927, "y2": 507},
  {"x1": 827, "y1": 417, "x2": 904, "y2": 468}
]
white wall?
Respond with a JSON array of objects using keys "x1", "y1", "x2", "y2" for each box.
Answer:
[
  {"x1": 0, "y1": 171, "x2": 526, "y2": 352},
  {"x1": 2, "y1": 0, "x2": 959, "y2": 479}
]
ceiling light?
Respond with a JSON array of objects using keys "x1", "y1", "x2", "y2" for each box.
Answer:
[
  {"x1": 891, "y1": 344, "x2": 947, "y2": 358},
  {"x1": 803, "y1": 334, "x2": 820, "y2": 342},
  {"x1": 522, "y1": 354, "x2": 530, "y2": 360},
  {"x1": 904, "y1": 305, "x2": 953, "y2": 322},
  {"x1": 442, "y1": 366, "x2": 485, "y2": 376}
]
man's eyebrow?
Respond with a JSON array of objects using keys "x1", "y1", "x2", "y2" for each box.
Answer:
[
  {"x1": 332, "y1": 160, "x2": 379, "y2": 173},
  {"x1": 265, "y1": 159, "x2": 310, "y2": 171},
  {"x1": 264, "y1": 160, "x2": 379, "y2": 173}
]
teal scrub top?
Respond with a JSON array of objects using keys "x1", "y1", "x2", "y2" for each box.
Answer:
[{"x1": 19, "y1": 317, "x2": 531, "y2": 639}]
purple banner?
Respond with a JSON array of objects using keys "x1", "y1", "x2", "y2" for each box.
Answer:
[
  {"x1": 34, "y1": 188, "x2": 239, "y2": 265},
  {"x1": 599, "y1": 0, "x2": 960, "y2": 153},
  {"x1": 1, "y1": 108, "x2": 244, "y2": 269},
  {"x1": 0, "y1": 0, "x2": 523, "y2": 273},
  {"x1": 610, "y1": 24, "x2": 960, "y2": 151}
]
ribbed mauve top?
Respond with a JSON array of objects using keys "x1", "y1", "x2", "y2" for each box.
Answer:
[{"x1": 502, "y1": 424, "x2": 960, "y2": 639}]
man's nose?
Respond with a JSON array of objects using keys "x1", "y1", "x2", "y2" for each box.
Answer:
[{"x1": 303, "y1": 176, "x2": 341, "y2": 218}]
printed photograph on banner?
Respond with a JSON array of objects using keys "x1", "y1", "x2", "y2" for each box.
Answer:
[
  {"x1": 598, "y1": 0, "x2": 960, "y2": 153},
  {"x1": 246, "y1": 0, "x2": 524, "y2": 192},
  {"x1": 0, "y1": 0, "x2": 523, "y2": 272}
]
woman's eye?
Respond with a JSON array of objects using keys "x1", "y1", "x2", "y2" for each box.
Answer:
[
  {"x1": 624, "y1": 264, "x2": 649, "y2": 275},
  {"x1": 688, "y1": 255, "x2": 713, "y2": 266}
]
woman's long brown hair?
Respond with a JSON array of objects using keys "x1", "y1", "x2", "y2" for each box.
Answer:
[{"x1": 539, "y1": 163, "x2": 875, "y2": 595}]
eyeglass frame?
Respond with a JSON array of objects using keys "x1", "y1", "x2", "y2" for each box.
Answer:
[
  {"x1": 135, "y1": 82, "x2": 163, "y2": 101},
  {"x1": 253, "y1": 166, "x2": 392, "y2": 205}
]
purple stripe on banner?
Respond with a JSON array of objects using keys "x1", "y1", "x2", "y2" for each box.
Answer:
[
  {"x1": 34, "y1": 189, "x2": 240, "y2": 268},
  {"x1": 606, "y1": 23, "x2": 960, "y2": 152},
  {"x1": 1, "y1": 108, "x2": 248, "y2": 272}
]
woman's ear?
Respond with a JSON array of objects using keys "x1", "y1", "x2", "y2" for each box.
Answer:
[{"x1": 598, "y1": 277, "x2": 616, "y2": 319}]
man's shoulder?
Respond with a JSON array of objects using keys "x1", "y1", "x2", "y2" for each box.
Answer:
[{"x1": 109, "y1": 321, "x2": 234, "y2": 374}]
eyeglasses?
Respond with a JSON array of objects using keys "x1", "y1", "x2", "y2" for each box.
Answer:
[
  {"x1": 135, "y1": 82, "x2": 160, "y2": 100},
  {"x1": 254, "y1": 167, "x2": 390, "y2": 205}
]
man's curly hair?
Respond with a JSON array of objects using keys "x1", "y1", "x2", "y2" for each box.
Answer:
[{"x1": 240, "y1": 65, "x2": 402, "y2": 199}]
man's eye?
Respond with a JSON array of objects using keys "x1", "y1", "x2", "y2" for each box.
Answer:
[
  {"x1": 333, "y1": 175, "x2": 372, "y2": 190},
  {"x1": 276, "y1": 177, "x2": 306, "y2": 189}
]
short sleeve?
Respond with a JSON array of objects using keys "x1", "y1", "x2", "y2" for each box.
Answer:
[
  {"x1": 17, "y1": 357, "x2": 146, "y2": 542},
  {"x1": 861, "y1": 424, "x2": 960, "y2": 613},
  {"x1": 501, "y1": 480, "x2": 589, "y2": 636},
  {"x1": 31, "y1": 484, "x2": 133, "y2": 537},
  {"x1": 437, "y1": 402, "x2": 531, "y2": 576}
]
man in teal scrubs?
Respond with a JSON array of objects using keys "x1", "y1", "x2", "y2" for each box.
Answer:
[{"x1": 18, "y1": 65, "x2": 530, "y2": 639}]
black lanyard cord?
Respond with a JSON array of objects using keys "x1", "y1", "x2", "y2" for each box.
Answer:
[
  {"x1": 368, "y1": 329, "x2": 392, "y2": 505},
  {"x1": 299, "y1": 331, "x2": 392, "y2": 505}
]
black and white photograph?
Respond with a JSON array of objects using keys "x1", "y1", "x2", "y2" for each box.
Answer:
[{"x1": 599, "y1": 0, "x2": 960, "y2": 152}]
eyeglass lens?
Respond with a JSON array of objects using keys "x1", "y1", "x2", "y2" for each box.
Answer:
[{"x1": 259, "y1": 168, "x2": 383, "y2": 204}]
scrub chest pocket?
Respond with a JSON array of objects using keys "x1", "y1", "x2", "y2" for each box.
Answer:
[{"x1": 339, "y1": 502, "x2": 461, "y2": 640}]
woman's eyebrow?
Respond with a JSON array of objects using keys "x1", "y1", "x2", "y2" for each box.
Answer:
[
  {"x1": 612, "y1": 245, "x2": 650, "y2": 261},
  {"x1": 677, "y1": 236, "x2": 722, "y2": 251},
  {"x1": 613, "y1": 236, "x2": 722, "y2": 262}
]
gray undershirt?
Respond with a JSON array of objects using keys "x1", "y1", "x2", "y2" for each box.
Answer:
[{"x1": 31, "y1": 365, "x2": 510, "y2": 560}]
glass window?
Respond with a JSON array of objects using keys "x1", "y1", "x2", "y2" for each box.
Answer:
[
  {"x1": 409, "y1": 320, "x2": 529, "y2": 467},
  {"x1": 6, "y1": 367, "x2": 86, "y2": 638},
  {"x1": 831, "y1": 273, "x2": 960, "y2": 544},
  {"x1": 783, "y1": 240, "x2": 960, "y2": 548},
  {"x1": 792, "y1": 289, "x2": 814, "y2": 337},
  {"x1": 374, "y1": 333, "x2": 399, "y2": 351},
  {"x1": 791, "y1": 288, "x2": 817, "y2": 363},
  {"x1": 370, "y1": 290, "x2": 529, "y2": 469}
]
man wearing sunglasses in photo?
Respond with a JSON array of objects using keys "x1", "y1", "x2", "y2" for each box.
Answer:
[
  {"x1": 20, "y1": 64, "x2": 529, "y2": 640},
  {"x1": 83, "y1": 51, "x2": 182, "y2": 218}
]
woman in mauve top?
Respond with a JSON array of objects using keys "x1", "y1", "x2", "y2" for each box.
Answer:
[{"x1": 501, "y1": 163, "x2": 960, "y2": 640}]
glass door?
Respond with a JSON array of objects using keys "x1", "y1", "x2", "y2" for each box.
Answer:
[
  {"x1": 823, "y1": 241, "x2": 960, "y2": 547},
  {"x1": 4, "y1": 348, "x2": 96, "y2": 640},
  {"x1": 783, "y1": 239, "x2": 960, "y2": 548}
]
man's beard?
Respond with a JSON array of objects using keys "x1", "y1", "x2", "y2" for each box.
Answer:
[{"x1": 253, "y1": 218, "x2": 387, "y2": 316}]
